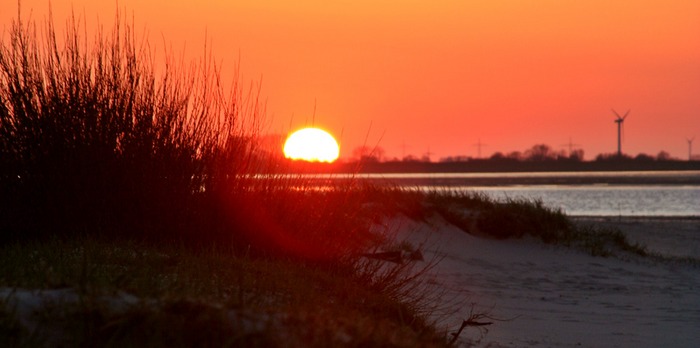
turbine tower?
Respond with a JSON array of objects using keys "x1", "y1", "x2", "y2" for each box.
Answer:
[
  {"x1": 688, "y1": 137, "x2": 695, "y2": 161},
  {"x1": 612, "y1": 109, "x2": 629, "y2": 157}
]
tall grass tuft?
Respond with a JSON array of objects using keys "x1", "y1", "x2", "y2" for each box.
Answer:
[
  {"x1": 476, "y1": 198, "x2": 572, "y2": 242},
  {"x1": 0, "y1": 11, "x2": 261, "y2": 243}
]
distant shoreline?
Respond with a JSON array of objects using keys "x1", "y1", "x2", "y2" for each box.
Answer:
[
  {"x1": 571, "y1": 215, "x2": 700, "y2": 221},
  {"x1": 358, "y1": 172, "x2": 700, "y2": 186},
  {"x1": 281, "y1": 169, "x2": 700, "y2": 186},
  {"x1": 283, "y1": 158, "x2": 700, "y2": 174},
  {"x1": 354, "y1": 160, "x2": 700, "y2": 173}
]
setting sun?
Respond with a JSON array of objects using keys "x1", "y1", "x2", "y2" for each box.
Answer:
[{"x1": 283, "y1": 128, "x2": 340, "y2": 163}]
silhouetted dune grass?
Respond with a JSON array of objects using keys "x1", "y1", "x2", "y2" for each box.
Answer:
[
  {"x1": 0, "y1": 12, "x2": 287, "y2": 248},
  {"x1": 0, "y1": 12, "x2": 217, "y2": 240}
]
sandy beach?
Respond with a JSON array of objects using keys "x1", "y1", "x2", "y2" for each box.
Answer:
[
  {"x1": 2, "y1": 216, "x2": 697, "y2": 347},
  {"x1": 390, "y1": 215, "x2": 700, "y2": 347}
]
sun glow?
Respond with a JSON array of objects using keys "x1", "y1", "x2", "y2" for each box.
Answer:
[{"x1": 283, "y1": 128, "x2": 340, "y2": 163}]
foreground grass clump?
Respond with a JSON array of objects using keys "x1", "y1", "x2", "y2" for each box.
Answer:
[
  {"x1": 0, "y1": 238, "x2": 447, "y2": 347},
  {"x1": 0, "y1": 10, "x2": 235, "y2": 242},
  {"x1": 567, "y1": 224, "x2": 649, "y2": 258},
  {"x1": 468, "y1": 195, "x2": 648, "y2": 257},
  {"x1": 476, "y1": 197, "x2": 577, "y2": 243}
]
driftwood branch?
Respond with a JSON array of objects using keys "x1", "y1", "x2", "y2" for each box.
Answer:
[
  {"x1": 448, "y1": 304, "x2": 515, "y2": 346},
  {"x1": 448, "y1": 317, "x2": 493, "y2": 346}
]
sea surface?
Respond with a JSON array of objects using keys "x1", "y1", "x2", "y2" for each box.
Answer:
[
  {"x1": 440, "y1": 185, "x2": 698, "y2": 217},
  {"x1": 356, "y1": 170, "x2": 700, "y2": 217}
]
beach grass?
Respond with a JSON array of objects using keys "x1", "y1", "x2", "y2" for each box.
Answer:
[{"x1": 391, "y1": 189, "x2": 650, "y2": 258}]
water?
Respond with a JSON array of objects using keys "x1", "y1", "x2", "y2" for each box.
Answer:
[
  {"x1": 354, "y1": 171, "x2": 700, "y2": 217},
  {"x1": 426, "y1": 185, "x2": 700, "y2": 217}
]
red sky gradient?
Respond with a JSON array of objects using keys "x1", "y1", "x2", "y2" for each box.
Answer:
[{"x1": 5, "y1": 1, "x2": 699, "y2": 161}]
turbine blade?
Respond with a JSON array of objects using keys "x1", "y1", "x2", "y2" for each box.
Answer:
[
  {"x1": 611, "y1": 108, "x2": 621, "y2": 118},
  {"x1": 623, "y1": 109, "x2": 630, "y2": 120}
]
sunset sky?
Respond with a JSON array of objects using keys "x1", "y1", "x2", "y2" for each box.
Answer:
[{"x1": 4, "y1": 1, "x2": 700, "y2": 160}]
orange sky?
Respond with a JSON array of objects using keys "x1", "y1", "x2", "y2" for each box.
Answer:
[{"x1": 4, "y1": 1, "x2": 700, "y2": 160}]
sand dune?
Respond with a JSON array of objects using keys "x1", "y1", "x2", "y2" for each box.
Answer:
[{"x1": 390, "y1": 215, "x2": 700, "y2": 347}]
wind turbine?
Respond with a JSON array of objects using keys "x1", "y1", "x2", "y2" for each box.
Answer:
[
  {"x1": 687, "y1": 137, "x2": 695, "y2": 161},
  {"x1": 612, "y1": 109, "x2": 629, "y2": 157}
]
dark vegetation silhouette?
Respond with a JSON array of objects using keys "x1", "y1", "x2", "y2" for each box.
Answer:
[
  {"x1": 1, "y1": 11, "x2": 233, "y2": 244},
  {"x1": 0, "y1": 11, "x2": 380, "y2": 263}
]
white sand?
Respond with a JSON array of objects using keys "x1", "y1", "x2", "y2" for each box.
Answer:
[{"x1": 388, "y1": 215, "x2": 700, "y2": 347}]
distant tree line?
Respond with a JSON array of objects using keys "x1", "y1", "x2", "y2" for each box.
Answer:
[
  {"x1": 352, "y1": 144, "x2": 685, "y2": 164},
  {"x1": 482, "y1": 144, "x2": 584, "y2": 163}
]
